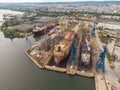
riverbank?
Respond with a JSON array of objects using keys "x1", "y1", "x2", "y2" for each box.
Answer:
[
  {"x1": 0, "y1": 9, "x2": 96, "y2": 90},
  {"x1": 0, "y1": 9, "x2": 27, "y2": 38}
]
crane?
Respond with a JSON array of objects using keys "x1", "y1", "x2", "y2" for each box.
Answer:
[
  {"x1": 96, "y1": 45, "x2": 107, "y2": 73},
  {"x1": 69, "y1": 39, "x2": 76, "y2": 63},
  {"x1": 91, "y1": 21, "x2": 96, "y2": 37}
]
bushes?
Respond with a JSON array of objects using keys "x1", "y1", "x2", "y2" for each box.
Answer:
[
  {"x1": 106, "y1": 50, "x2": 111, "y2": 61},
  {"x1": 118, "y1": 78, "x2": 120, "y2": 83},
  {"x1": 98, "y1": 31, "x2": 112, "y2": 44},
  {"x1": 106, "y1": 50, "x2": 116, "y2": 62},
  {"x1": 1, "y1": 21, "x2": 21, "y2": 29},
  {"x1": 106, "y1": 34, "x2": 111, "y2": 38},
  {"x1": 2, "y1": 29, "x2": 21, "y2": 38}
]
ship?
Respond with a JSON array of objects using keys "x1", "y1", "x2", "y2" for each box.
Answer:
[
  {"x1": 81, "y1": 29, "x2": 91, "y2": 66},
  {"x1": 33, "y1": 23, "x2": 55, "y2": 35},
  {"x1": 48, "y1": 28, "x2": 55, "y2": 35},
  {"x1": 53, "y1": 31, "x2": 75, "y2": 64}
]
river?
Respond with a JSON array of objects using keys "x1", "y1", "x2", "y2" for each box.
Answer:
[{"x1": 0, "y1": 9, "x2": 95, "y2": 90}]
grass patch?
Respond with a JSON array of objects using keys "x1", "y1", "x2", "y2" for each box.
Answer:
[
  {"x1": 106, "y1": 50, "x2": 111, "y2": 61},
  {"x1": 98, "y1": 31, "x2": 112, "y2": 44},
  {"x1": 106, "y1": 50, "x2": 116, "y2": 62}
]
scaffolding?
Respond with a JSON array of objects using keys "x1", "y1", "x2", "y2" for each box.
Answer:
[{"x1": 36, "y1": 35, "x2": 52, "y2": 51}]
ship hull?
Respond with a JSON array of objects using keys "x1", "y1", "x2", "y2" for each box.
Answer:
[
  {"x1": 54, "y1": 49, "x2": 71, "y2": 64},
  {"x1": 33, "y1": 25, "x2": 54, "y2": 35},
  {"x1": 81, "y1": 61, "x2": 90, "y2": 66},
  {"x1": 53, "y1": 31, "x2": 75, "y2": 64}
]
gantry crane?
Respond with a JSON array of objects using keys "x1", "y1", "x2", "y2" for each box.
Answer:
[
  {"x1": 96, "y1": 45, "x2": 107, "y2": 73},
  {"x1": 69, "y1": 39, "x2": 76, "y2": 63},
  {"x1": 91, "y1": 21, "x2": 96, "y2": 37}
]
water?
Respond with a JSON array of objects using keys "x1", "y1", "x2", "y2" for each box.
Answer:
[{"x1": 0, "y1": 9, "x2": 95, "y2": 90}]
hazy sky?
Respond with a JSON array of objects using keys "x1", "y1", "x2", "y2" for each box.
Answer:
[{"x1": 0, "y1": 0, "x2": 119, "y2": 3}]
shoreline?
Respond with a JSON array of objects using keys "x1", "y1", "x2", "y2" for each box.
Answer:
[{"x1": 25, "y1": 50, "x2": 94, "y2": 78}]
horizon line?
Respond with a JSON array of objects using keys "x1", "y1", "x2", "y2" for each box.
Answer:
[{"x1": 0, "y1": 0, "x2": 120, "y2": 3}]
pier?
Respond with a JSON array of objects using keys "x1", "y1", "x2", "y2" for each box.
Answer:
[{"x1": 95, "y1": 74, "x2": 107, "y2": 90}]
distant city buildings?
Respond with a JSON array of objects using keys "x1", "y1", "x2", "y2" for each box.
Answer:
[{"x1": 0, "y1": 2, "x2": 120, "y2": 15}]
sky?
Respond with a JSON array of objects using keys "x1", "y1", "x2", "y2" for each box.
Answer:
[{"x1": 0, "y1": 0, "x2": 119, "y2": 3}]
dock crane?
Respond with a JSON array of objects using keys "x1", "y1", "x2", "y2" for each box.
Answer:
[
  {"x1": 96, "y1": 45, "x2": 107, "y2": 73},
  {"x1": 67, "y1": 38, "x2": 77, "y2": 73},
  {"x1": 69, "y1": 39, "x2": 77, "y2": 63},
  {"x1": 91, "y1": 21, "x2": 96, "y2": 37}
]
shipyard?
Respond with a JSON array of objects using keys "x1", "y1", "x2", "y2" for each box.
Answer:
[
  {"x1": 25, "y1": 14, "x2": 111, "y2": 90},
  {"x1": 0, "y1": 1, "x2": 120, "y2": 90}
]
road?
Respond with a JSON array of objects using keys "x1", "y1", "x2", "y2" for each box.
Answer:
[{"x1": 96, "y1": 30, "x2": 120, "y2": 90}]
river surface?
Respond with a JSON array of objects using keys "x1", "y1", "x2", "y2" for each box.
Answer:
[{"x1": 0, "y1": 9, "x2": 95, "y2": 90}]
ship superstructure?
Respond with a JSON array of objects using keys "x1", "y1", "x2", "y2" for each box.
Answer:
[
  {"x1": 81, "y1": 29, "x2": 91, "y2": 66},
  {"x1": 33, "y1": 17, "x2": 58, "y2": 35}
]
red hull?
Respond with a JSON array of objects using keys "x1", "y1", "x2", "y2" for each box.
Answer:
[
  {"x1": 54, "y1": 31, "x2": 75, "y2": 64},
  {"x1": 54, "y1": 50, "x2": 71, "y2": 64},
  {"x1": 33, "y1": 26, "x2": 54, "y2": 35}
]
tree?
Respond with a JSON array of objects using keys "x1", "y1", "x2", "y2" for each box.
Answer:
[{"x1": 106, "y1": 34, "x2": 111, "y2": 38}]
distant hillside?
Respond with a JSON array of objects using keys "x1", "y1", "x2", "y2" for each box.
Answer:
[{"x1": 0, "y1": 1, "x2": 120, "y2": 5}]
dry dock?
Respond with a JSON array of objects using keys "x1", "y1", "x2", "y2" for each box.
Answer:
[
  {"x1": 45, "y1": 65, "x2": 66, "y2": 72},
  {"x1": 25, "y1": 51, "x2": 44, "y2": 68},
  {"x1": 25, "y1": 23, "x2": 94, "y2": 76},
  {"x1": 76, "y1": 71, "x2": 94, "y2": 77}
]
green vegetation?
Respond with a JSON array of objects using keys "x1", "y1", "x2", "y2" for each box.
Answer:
[
  {"x1": 2, "y1": 29, "x2": 23, "y2": 38},
  {"x1": 106, "y1": 34, "x2": 111, "y2": 38},
  {"x1": 1, "y1": 19, "x2": 25, "y2": 38},
  {"x1": 98, "y1": 27, "x2": 103, "y2": 30},
  {"x1": 35, "y1": 10, "x2": 74, "y2": 17},
  {"x1": 106, "y1": 50, "x2": 116, "y2": 62},
  {"x1": 28, "y1": 16, "x2": 35, "y2": 21},
  {"x1": 38, "y1": 61, "x2": 44, "y2": 66},
  {"x1": 1, "y1": 21, "x2": 21, "y2": 29},
  {"x1": 27, "y1": 50, "x2": 31, "y2": 54},
  {"x1": 118, "y1": 78, "x2": 120, "y2": 83},
  {"x1": 106, "y1": 50, "x2": 112, "y2": 61},
  {"x1": 98, "y1": 30, "x2": 112, "y2": 44},
  {"x1": 22, "y1": 14, "x2": 36, "y2": 21}
]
